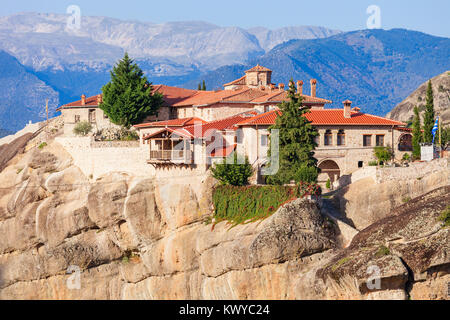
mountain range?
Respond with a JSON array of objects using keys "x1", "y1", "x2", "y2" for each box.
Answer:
[
  {"x1": 189, "y1": 29, "x2": 450, "y2": 116},
  {"x1": 0, "y1": 12, "x2": 449, "y2": 136}
]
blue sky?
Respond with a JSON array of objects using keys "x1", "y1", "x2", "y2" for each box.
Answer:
[{"x1": 1, "y1": 0, "x2": 449, "y2": 37}]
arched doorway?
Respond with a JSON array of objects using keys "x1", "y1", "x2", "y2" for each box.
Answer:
[
  {"x1": 398, "y1": 134, "x2": 413, "y2": 151},
  {"x1": 318, "y1": 160, "x2": 341, "y2": 183}
]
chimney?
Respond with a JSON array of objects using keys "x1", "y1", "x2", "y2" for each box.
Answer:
[
  {"x1": 279, "y1": 83, "x2": 285, "y2": 91},
  {"x1": 310, "y1": 79, "x2": 317, "y2": 97},
  {"x1": 343, "y1": 100, "x2": 352, "y2": 118},
  {"x1": 81, "y1": 94, "x2": 86, "y2": 106},
  {"x1": 297, "y1": 80, "x2": 303, "y2": 95},
  {"x1": 97, "y1": 94, "x2": 102, "y2": 105},
  {"x1": 270, "y1": 84, "x2": 275, "y2": 91}
]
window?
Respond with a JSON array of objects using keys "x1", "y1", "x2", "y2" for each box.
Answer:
[
  {"x1": 235, "y1": 129, "x2": 243, "y2": 144},
  {"x1": 398, "y1": 134, "x2": 413, "y2": 151},
  {"x1": 363, "y1": 135, "x2": 372, "y2": 147},
  {"x1": 376, "y1": 135, "x2": 384, "y2": 146},
  {"x1": 324, "y1": 130, "x2": 332, "y2": 146},
  {"x1": 88, "y1": 109, "x2": 96, "y2": 123},
  {"x1": 74, "y1": 115, "x2": 80, "y2": 123},
  {"x1": 261, "y1": 134, "x2": 268, "y2": 147},
  {"x1": 358, "y1": 161, "x2": 364, "y2": 168},
  {"x1": 337, "y1": 129, "x2": 345, "y2": 146}
]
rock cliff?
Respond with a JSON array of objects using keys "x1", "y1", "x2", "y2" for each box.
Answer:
[{"x1": 0, "y1": 131, "x2": 448, "y2": 300}]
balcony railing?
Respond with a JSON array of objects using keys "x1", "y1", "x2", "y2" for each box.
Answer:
[{"x1": 149, "y1": 150, "x2": 193, "y2": 163}]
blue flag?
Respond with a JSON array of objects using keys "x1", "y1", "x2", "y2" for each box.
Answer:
[{"x1": 432, "y1": 117, "x2": 439, "y2": 143}]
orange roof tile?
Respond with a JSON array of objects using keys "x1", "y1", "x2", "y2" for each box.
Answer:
[
  {"x1": 245, "y1": 65, "x2": 272, "y2": 73},
  {"x1": 237, "y1": 109, "x2": 406, "y2": 126},
  {"x1": 153, "y1": 85, "x2": 198, "y2": 105},
  {"x1": 223, "y1": 75, "x2": 246, "y2": 87},
  {"x1": 134, "y1": 117, "x2": 206, "y2": 129}
]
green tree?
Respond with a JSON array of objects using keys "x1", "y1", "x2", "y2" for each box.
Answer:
[
  {"x1": 439, "y1": 126, "x2": 450, "y2": 151},
  {"x1": 202, "y1": 80, "x2": 206, "y2": 91},
  {"x1": 412, "y1": 106, "x2": 422, "y2": 159},
  {"x1": 422, "y1": 80, "x2": 435, "y2": 143},
  {"x1": 198, "y1": 83, "x2": 202, "y2": 90},
  {"x1": 374, "y1": 145, "x2": 393, "y2": 165},
  {"x1": 211, "y1": 153, "x2": 253, "y2": 186},
  {"x1": 100, "y1": 53, "x2": 163, "y2": 128},
  {"x1": 73, "y1": 121, "x2": 93, "y2": 136},
  {"x1": 265, "y1": 80, "x2": 319, "y2": 185}
]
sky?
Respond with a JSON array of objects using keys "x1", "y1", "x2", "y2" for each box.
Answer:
[{"x1": 0, "y1": 0, "x2": 449, "y2": 38}]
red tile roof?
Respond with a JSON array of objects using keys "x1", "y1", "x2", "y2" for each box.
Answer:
[
  {"x1": 183, "y1": 111, "x2": 259, "y2": 138},
  {"x1": 153, "y1": 85, "x2": 198, "y2": 105},
  {"x1": 60, "y1": 94, "x2": 102, "y2": 108},
  {"x1": 245, "y1": 65, "x2": 272, "y2": 73},
  {"x1": 142, "y1": 111, "x2": 259, "y2": 141},
  {"x1": 237, "y1": 109, "x2": 406, "y2": 126},
  {"x1": 134, "y1": 117, "x2": 206, "y2": 128},
  {"x1": 223, "y1": 75, "x2": 246, "y2": 87}
]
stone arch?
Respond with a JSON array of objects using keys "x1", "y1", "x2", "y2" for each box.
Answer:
[
  {"x1": 318, "y1": 159, "x2": 341, "y2": 183},
  {"x1": 398, "y1": 133, "x2": 413, "y2": 152}
]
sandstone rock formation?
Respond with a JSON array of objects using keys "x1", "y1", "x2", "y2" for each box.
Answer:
[{"x1": 0, "y1": 131, "x2": 448, "y2": 300}]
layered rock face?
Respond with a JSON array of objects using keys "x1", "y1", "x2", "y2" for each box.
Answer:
[{"x1": 0, "y1": 136, "x2": 448, "y2": 300}]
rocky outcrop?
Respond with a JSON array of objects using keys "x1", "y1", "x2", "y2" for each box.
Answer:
[
  {"x1": 318, "y1": 186, "x2": 450, "y2": 300},
  {"x1": 333, "y1": 160, "x2": 449, "y2": 230},
  {"x1": 387, "y1": 71, "x2": 450, "y2": 125},
  {"x1": 0, "y1": 134, "x2": 448, "y2": 300}
]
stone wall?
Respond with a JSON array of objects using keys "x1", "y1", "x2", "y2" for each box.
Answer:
[{"x1": 55, "y1": 136, "x2": 154, "y2": 180}]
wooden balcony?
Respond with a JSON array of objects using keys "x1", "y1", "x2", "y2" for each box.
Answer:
[{"x1": 148, "y1": 149, "x2": 193, "y2": 165}]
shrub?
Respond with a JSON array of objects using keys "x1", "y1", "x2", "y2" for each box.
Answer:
[
  {"x1": 439, "y1": 205, "x2": 450, "y2": 227},
  {"x1": 374, "y1": 145, "x2": 393, "y2": 164},
  {"x1": 38, "y1": 142, "x2": 47, "y2": 149},
  {"x1": 375, "y1": 246, "x2": 390, "y2": 257},
  {"x1": 402, "y1": 153, "x2": 411, "y2": 161},
  {"x1": 212, "y1": 183, "x2": 321, "y2": 225},
  {"x1": 120, "y1": 129, "x2": 139, "y2": 141},
  {"x1": 326, "y1": 178, "x2": 331, "y2": 189},
  {"x1": 294, "y1": 165, "x2": 318, "y2": 183},
  {"x1": 73, "y1": 121, "x2": 93, "y2": 136},
  {"x1": 211, "y1": 153, "x2": 253, "y2": 186},
  {"x1": 368, "y1": 160, "x2": 378, "y2": 166}
]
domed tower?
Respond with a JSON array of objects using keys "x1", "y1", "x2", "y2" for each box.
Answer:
[{"x1": 244, "y1": 64, "x2": 272, "y2": 88}]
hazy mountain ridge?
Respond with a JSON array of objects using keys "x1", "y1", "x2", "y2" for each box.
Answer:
[
  {"x1": 189, "y1": 29, "x2": 450, "y2": 116},
  {"x1": 0, "y1": 12, "x2": 342, "y2": 132},
  {"x1": 0, "y1": 50, "x2": 59, "y2": 132}
]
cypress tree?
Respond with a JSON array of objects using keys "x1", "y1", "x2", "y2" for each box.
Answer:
[
  {"x1": 265, "y1": 80, "x2": 319, "y2": 185},
  {"x1": 100, "y1": 53, "x2": 163, "y2": 128},
  {"x1": 198, "y1": 83, "x2": 202, "y2": 90},
  {"x1": 202, "y1": 80, "x2": 206, "y2": 91},
  {"x1": 422, "y1": 80, "x2": 435, "y2": 143},
  {"x1": 411, "y1": 106, "x2": 422, "y2": 159}
]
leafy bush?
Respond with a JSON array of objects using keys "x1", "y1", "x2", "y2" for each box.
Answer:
[
  {"x1": 374, "y1": 145, "x2": 393, "y2": 164},
  {"x1": 368, "y1": 160, "x2": 378, "y2": 166},
  {"x1": 402, "y1": 153, "x2": 411, "y2": 161},
  {"x1": 95, "y1": 127, "x2": 139, "y2": 141},
  {"x1": 212, "y1": 183, "x2": 321, "y2": 225},
  {"x1": 38, "y1": 142, "x2": 47, "y2": 149},
  {"x1": 211, "y1": 154, "x2": 253, "y2": 186},
  {"x1": 375, "y1": 246, "x2": 390, "y2": 257},
  {"x1": 294, "y1": 165, "x2": 318, "y2": 183},
  {"x1": 73, "y1": 121, "x2": 93, "y2": 136},
  {"x1": 326, "y1": 178, "x2": 331, "y2": 189},
  {"x1": 439, "y1": 205, "x2": 450, "y2": 227}
]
